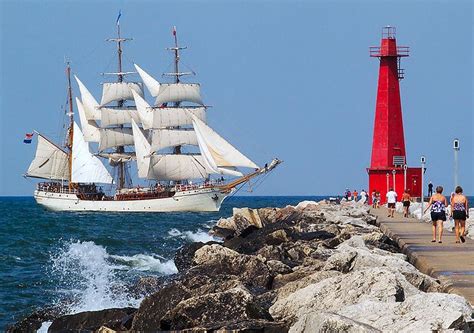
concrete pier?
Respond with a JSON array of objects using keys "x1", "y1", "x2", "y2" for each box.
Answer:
[{"x1": 372, "y1": 208, "x2": 474, "y2": 306}]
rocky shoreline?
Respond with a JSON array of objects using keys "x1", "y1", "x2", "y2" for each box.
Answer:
[{"x1": 8, "y1": 200, "x2": 474, "y2": 332}]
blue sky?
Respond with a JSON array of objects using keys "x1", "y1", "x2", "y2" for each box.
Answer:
[{"x1": 0, "y1": 0, "x2": 472, "y2": 196}]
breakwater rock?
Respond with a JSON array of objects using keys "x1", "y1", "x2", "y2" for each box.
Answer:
[{"x1": 8, "y1": 201, "x2": 474, "y2": 332}]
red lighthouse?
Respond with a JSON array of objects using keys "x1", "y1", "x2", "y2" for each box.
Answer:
[{"x1": 368, "y1": 27, "x2": 422, "y2": 203}]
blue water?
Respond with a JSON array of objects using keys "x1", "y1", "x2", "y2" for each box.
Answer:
[{"x1": 0, "y1": 196, "x2": 328, "y2": 329}]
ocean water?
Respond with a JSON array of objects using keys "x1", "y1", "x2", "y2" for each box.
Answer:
[{"x1": 0, "y1": 195, "x2": 328, "y2": 330}]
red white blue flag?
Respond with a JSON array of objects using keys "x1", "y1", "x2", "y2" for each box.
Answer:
[{"x1": 23, "y1": 133, "x2": 34, "y2": 144}]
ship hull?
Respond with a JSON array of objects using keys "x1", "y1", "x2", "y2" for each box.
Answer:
[{"x1": 33, "y1": 188, "x2": 229, "y2": 212}]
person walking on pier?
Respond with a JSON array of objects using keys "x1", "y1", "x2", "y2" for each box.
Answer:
[
  {"x1": 386, "y1": 188, "x2": 397, "y2": 218},
  {"x1": 428, "y1": 181, "x2": 433, "y2": 197},
  {"x1": 401, "y1": 189, "x2": 411, "y2": 218},
  {"x1": 451, "y1": 186, "x2": 469, "y2": 243},
  {"x1": 424, "y1": 186, "x2": 447, "y2": 243}
]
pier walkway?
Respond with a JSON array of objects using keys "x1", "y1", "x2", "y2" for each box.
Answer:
[{"x1": 372, "y1": 208, "x2": 474, "y2": 306}]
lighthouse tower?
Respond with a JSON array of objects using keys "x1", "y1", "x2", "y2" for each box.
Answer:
[{"x1": 368, "y1": 27, "x2": 422, "y2": 203}]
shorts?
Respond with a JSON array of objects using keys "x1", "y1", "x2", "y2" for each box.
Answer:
[
  {"x1": 403, "y1": 201, "x2": 410, "y2": 207},
  {"x1": 452, "y1": 210, "x2": 467, "y2": 221},
  {"x1": 388, "y1": 203, "x2": 395, "y2": 209},
  {"x1": 431, "y1": 212, "x2": 446, "y2": 222}
]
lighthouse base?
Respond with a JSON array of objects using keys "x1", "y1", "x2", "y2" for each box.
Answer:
[{"x1": 368, "y1": 167, "x2": 422, "y2": 204}]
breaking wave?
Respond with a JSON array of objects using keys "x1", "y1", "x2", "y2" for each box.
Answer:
[
  {"x1": 109, "y1": 253, "x2": 178, "y2": 275},
  {"x1": 50, "y1": 240, "x2": 176, "y2": 315},
  {"x1": 167, "y1": 228, "x2": 221, "y2": 243}
]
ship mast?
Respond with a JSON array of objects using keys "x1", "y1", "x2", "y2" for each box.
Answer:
[
  {"x1": 167, "y1": 26, "x2": 186, "y2": 155},
  {"x1": 66, "y1": 62, "x2": 74, "y2": 190},
  {"x1": 106, "y1": 16, "x2": 132, "y2": 189}
]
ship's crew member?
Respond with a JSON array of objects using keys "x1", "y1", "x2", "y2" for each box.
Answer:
[
  {"x1": 451, "y1": 186, "x2": 469, "y2": 243},
  {"x1": 424, "y1": 186, "x2": 447, "y2": 243},
  {"x1": 401, "y1": 189, "x2": 411, "y2": 218},
  {"x1": 428, "y1": 181, "x2": 433, "y2": 197},
  {"x1": 386, "y1": 188, "x2": 397, "y2": 218}
]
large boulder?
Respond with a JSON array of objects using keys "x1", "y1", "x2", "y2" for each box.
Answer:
[
  {"x1": 193, "y1": 244, "x2": 240, "y2": 265},
  {"x1": 290, "y1": 312, "x2": 381, "y2": 333},
  {"x1": 335, "y1": 238, "x2": 441, "y2": 293},
  {"x1": 174, "y1": 241, "x2": 218, "y2": 272},
  {"x1": 270, "y1": 268, "x2": 406, "y2": 322},
  {"x1": 191, "y1": 244, "x2": 273, "y2": 290},
  {"x1": 131, "y1": 283, "x2": 191, "y2": 330},
  {"x1": 159, "y1": 287, "x2": 272, "y2": 330},
  {"x1": 275, "y1": 270, "x2": 341, "y2": 300},
  {"x1": 48, "y1": 308, "x2": 136, "y2": 332},
  {"x1": 6, "y1": 305, "x2": 65, "y2": 333},
  {"x1": 214, "y1": 207, "x2": 264, "y2": 237},
  {"x1": 337, "y1": 293, "x2": 472, "y2": 331},
  {"x1": 322, "y1": 250, "x2": 357, "y2": 273}
]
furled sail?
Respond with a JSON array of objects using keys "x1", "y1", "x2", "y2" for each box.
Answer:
[
  {"x1": 101, "y1": 107, "x2": 140, "y2": 127},
  {"x1": 134, "y1": 64, "x2": 160, "y2": 97},
  {"x1": 98, "y1": 152, "x2": 136, "y2": 163},
  {"x1": 131, "y1": 119, "x2": 152, "y2": 178},
  {"x1": 100, "y1": 82, "x2": 144, "y2": 106},
  {"x1": 147, "y1": 155, "x2": 210, "y2": 181},
  {"x1": 98, "y1": 128, "x2": 135, "y2": 152},
  {"x1": 190, "y1": 114, "x2": 258, "y2": 174},
  {"x1": 155, "y1": 83, "x2": 203, "y2": 106},
  {"x1": 71, "y1": 122, "x2": 113, "y2": 184},
  {"x1": 150, "y1": 129, "x2": 198, "y2": 151},
  {"x1": 76, "y1": 98, "x2": 100, "y2": 142},
  {"x1": 75, "y1": 76, "x2": 101, "y2": 121},
  {"x1": 26, "y1": 134, "x2": 69, "y2": 181}
]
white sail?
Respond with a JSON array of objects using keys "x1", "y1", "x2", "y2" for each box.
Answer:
[
  {"x1": 72, "y1": 122, "x2": 113, "y2": 184},
  {"x1": 155, "y1": 83, "x2": 203, "y2": 106},
  {"x1": 98, "y1": 128, "x2": 135, "y2": 152},
  {"x1": 132, "y1": 89, "x2": 206, "y2": 129},
  {"x1": 76, "y1": 98, "x2": 100, "y2": 142},
  {"x1": 191, "y1": 114, "x2": 258, "y2": 171},
  {"x1": 134, "y1": 64, "x2": 160, "y2": 97},
  {"x1": 26, "y1": 134, "x2": 69, "y2": 181},
  {"x1": 101, "y1": 107, "x2": 140, "y2": 127},
  {"x1": 153, "y1": 107, "x2": 206, "y2": 128},
  {"x1": 101, "y1": 82, "x2": 144, "y2": 106},
  {"x1": 132, "y1": 90, "x2": 153, "y2": 130},
  {"x1": 75, "y1": 76, "x2": 101, "y2": 120},
  {"x1": 131, "y1": 119, "x2": 151, "y2": 178},
  {"x1": 150, "y1": 129, "x2": 198, "y2": 151},
  {"x1": 147, "y1": 154, "x2": 210, "y2": 181}
]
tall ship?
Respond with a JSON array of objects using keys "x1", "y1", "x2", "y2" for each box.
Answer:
[{"x1": 25, "y1": 23, "x2": 281, "y2": 212}]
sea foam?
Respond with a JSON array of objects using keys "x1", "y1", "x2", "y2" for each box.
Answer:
[
  {"x1": 50, "y1": 240, "x2": 175, "y2": 315},
  {"x1": 109, "y1": 253, "x2": 178, "y2": 275},
  {"x1": 168, "y1": 228, "x2": 221, "y2": 243}
]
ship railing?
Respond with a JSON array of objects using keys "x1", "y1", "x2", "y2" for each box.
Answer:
[
  {"x1": 37, "y1": 182, "x2": 78, "y2": 194},
  {"x1": 175, "y1": 180, "x2": 225, "y2": 192}
]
